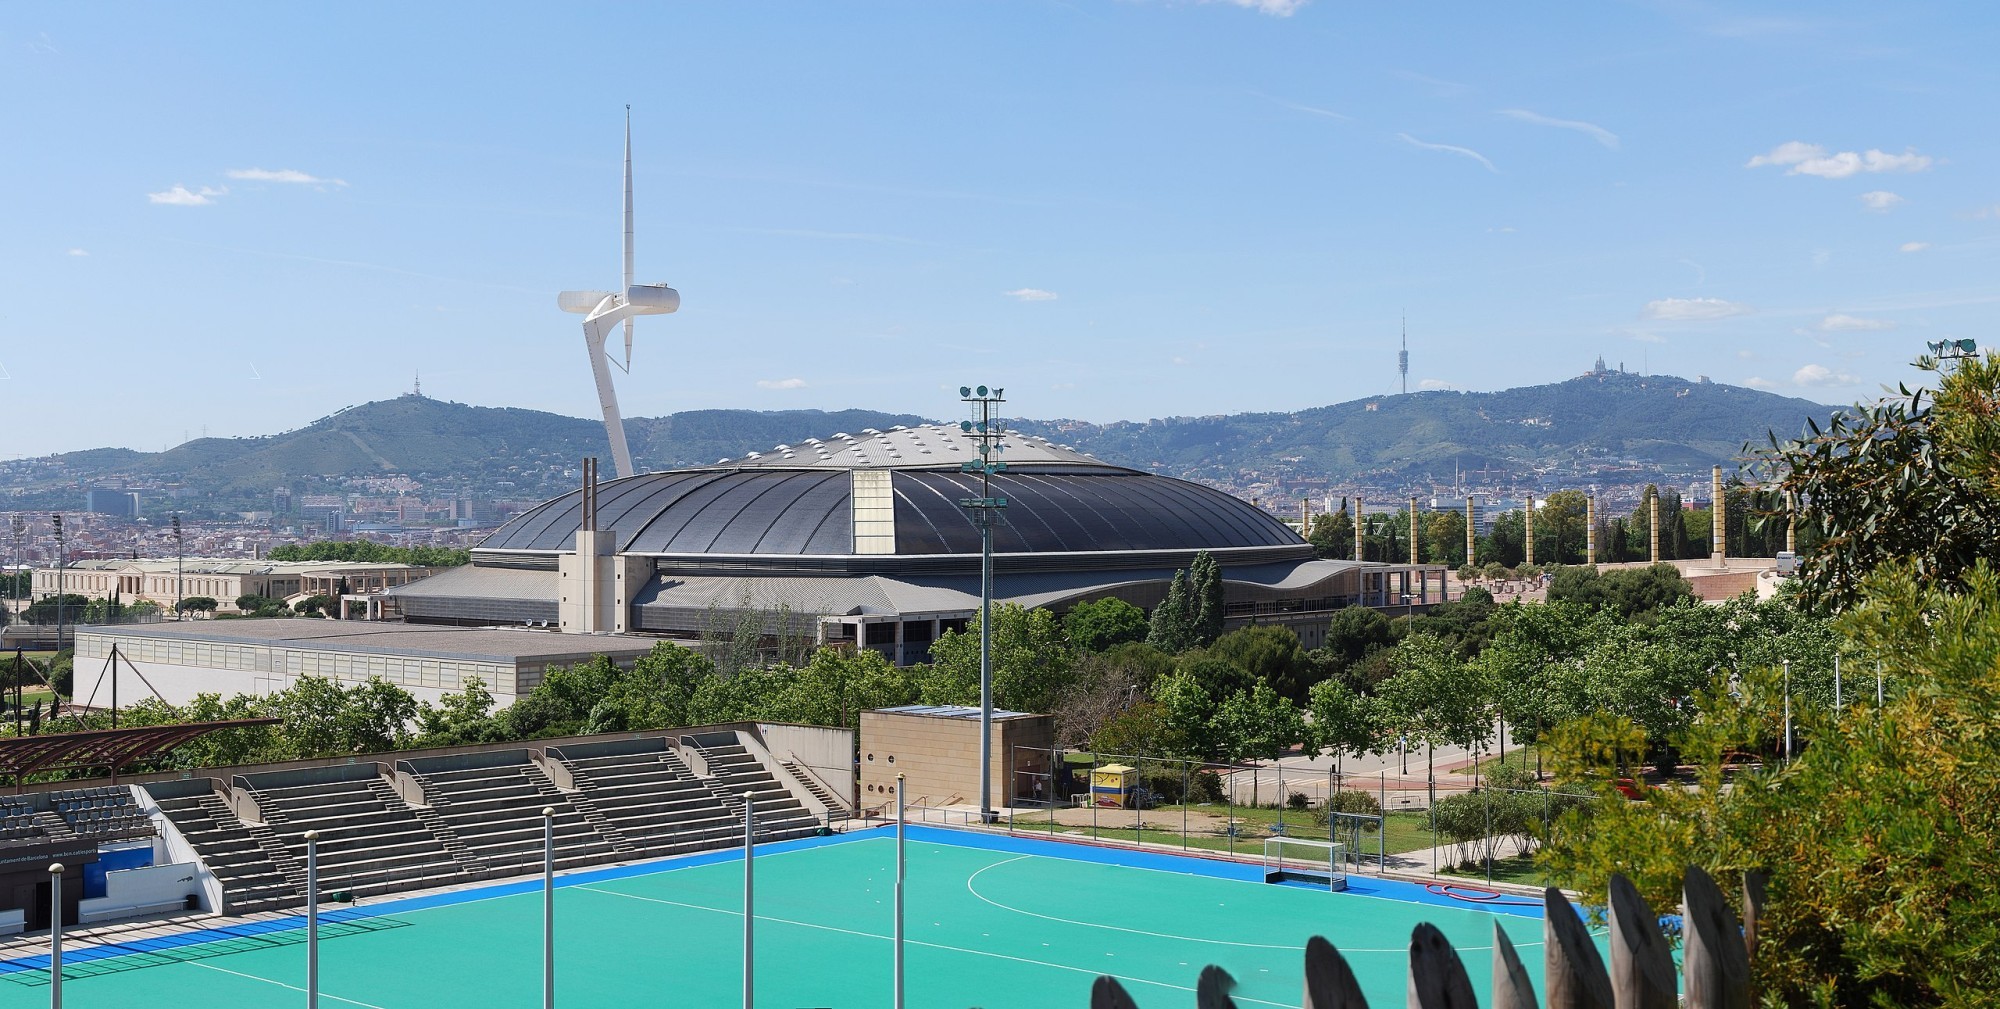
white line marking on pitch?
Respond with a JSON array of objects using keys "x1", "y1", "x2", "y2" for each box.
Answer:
[
  {"x1": 187, "y1": 961, "x2": 390, "y2": 1009},
  {"x1": 572, "y1": 883, "x2": 1302, "y2": 1009}
]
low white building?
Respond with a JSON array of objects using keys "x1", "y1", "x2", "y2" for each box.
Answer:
[
  {"x1": 32, "y1": 558, "x2": 437, "y2": 613},
  {"x1": 72, "y1": 621, "x2": 660, "y2": 708}
]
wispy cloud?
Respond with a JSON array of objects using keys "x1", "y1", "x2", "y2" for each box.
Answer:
[
  {"x1": 25, "y1": 32, "x2": 59, "y2": 55},
  {"x1": 1642, "y1": 297, "x2": 1752, "y2": 321},
  {"x1": 1744, "y1": 376, "x2": 1778, "y2": 390},
  {"x1": 1819, "y1": 313, "x2": 1894, "y2": 332},
  {"x1": 1900, "y1": 241, "x2": 1931, "y2": 253},
  {"x1": 1628, "y1": 331, "x2": 1667, "y2": 344},
  {"x1": 1392, "y1": 70, "x2": 1472, "y2": 97},
  {"x1": 1417, "y1": 378, "x2": 1452, "y2": 391},
  {"x1": 1859, "y1": 190, "x2": 1903, "y2": 212},
  {"x1": 65, "y1": 248, "x2": 88, "y2": 257},
  {"x1": 1396, "y1": 133, "x2": 1497, "y2": 173},
  {"x1": 1207, "y1": 0, "x2": 1308, "y2": 16},
  {"x1": 147, "y1": 184, "x2": 226, "y2": 206},
  {"x1": 1252, "y1": 92, "x2": 1348, "y2": 121},
  {"x1": 1496, "y1": 109, "x2": 1618, "y2": 149},
  {"x1": 1794, "y1": 363, "x2": 1856, "y2": 387},
  {"x1": 756, "y1": 378, "x2": 807, "y2": 390},
  {"x1": 1747, "y1": 142, "x2": 1933, "y2": 179},
  {"x1": 1005, "y1": 288, "x2": 1059, "y2": 302},
  {"x1": 226, "y1": 167, "x2": 347, "y2": 187}
]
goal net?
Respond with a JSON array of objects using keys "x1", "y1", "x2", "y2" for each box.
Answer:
[{"x1": 1262, "y1": 837, "x2": 1348, "y2": 891}]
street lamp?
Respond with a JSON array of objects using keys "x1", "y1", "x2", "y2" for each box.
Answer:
[
  {"x1": 52, "y1": 514, "x2": 65, "y2": 654},
  {"x1": 958, "y1": 384, "x2": 1007, "y2": 825}
]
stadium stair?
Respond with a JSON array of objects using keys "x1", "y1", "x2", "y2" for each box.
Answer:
[
  {"x1": 777, "y1": 757, "x2": 845, "y2": 817},
  {"x1": 240, "y1": 772, "x2": 474, "y2": 900},
  {"x1": 403, "y1": 759, "x2": 632, "y2": 877},
  {"x1": 145, "y1": 788, "x2": 302, "y2": 915}
]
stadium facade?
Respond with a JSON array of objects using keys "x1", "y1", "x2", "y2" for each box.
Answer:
[{"x1": 388, "y1": 425, "x2": 1446, "y2": 663}]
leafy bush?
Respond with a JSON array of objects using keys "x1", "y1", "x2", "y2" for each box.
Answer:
[
  {"x1": 1189, "y1": 770, "x2": 1224, "y2": 803},
  {"x1": 1286, "y1": 791, "x2": 1310, "y2": 812}
]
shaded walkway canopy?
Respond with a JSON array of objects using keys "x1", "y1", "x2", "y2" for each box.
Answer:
[{"x1": 0, "y1": 720, "x2": 283, "y2": 787}]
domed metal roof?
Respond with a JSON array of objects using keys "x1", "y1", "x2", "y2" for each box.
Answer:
[{"x1": 474, "y1": 453, "x2": 1307, "y2": 570}]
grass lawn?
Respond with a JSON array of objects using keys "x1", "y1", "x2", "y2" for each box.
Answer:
[
  {"x1": 1006, "y1": 805, "x2": 1440, "y2": 861},
  {"x1": 1438, "y1": 852, "x2": 1548, "y2": 888},
  {"x1": 1453, "y1": 746, "x2": 1551, "y2": 778}
]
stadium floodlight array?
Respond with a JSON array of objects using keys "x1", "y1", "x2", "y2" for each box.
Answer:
[{"x1": 1262, "y1": 837, "x2": 1349, "y2": 891}]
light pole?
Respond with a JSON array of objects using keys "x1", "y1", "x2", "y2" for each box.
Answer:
[
  {"x1": 51, "y1": 514, "x2": 64, "y2": 654},
  {"x1": 958, "y1": 385, "x2": 1007, "y2": 824},
  {"x1": 172, "y1": 514, "x2": 183, "y2": 620}
]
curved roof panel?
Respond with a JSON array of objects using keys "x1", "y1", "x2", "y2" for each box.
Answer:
[{"x1": 477, "y1": 462, "x2": 1301, "y2": 558}]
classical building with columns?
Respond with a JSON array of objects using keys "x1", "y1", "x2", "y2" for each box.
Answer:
[
  {"x1": 31, "y1": 558, "x2": 437, "y2": 614},
  {"x1": 386, "y1": 426, "x2": 1446, "y2": 664}
]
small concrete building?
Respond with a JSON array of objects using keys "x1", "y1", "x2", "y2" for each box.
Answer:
[
  {"x1": 72, "y1": 621, "x2": 660, "y2": 708},
  {"x1": 858, "y1": 704, "x2": 1055, "y2": 814},
  {"x1": 33, "y1": 558, "x2": 438, "y2": 614}
]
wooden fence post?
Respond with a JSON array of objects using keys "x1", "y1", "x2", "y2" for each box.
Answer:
[
  {"x1": 1607, "y1": 874, "x2": 1676, "y2": 1009},
  {"x1": 1543, "y1": 887, "x2": 1613, "y2": 1009},
  {"x1": 1408, "y1": 922, "x2": 1478, "y2": 1008},
  {"x1": 1489, "y1": 921, "x2": 1537, "y2": 1009},
  {"x1": 1304, "y1": 936, "x2": 1370, "y2": 1009},
  {"x1": 1681, "y1": 865, "x2": 1750, "y2": 1009}
]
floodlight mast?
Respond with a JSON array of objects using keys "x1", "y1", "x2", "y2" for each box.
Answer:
[
  {"x1": 958, "y1": 385, "x2": 1007, "y2": 824},
  {"x1": 558, "y1": 106, "x2": 680, "y2": 479}
]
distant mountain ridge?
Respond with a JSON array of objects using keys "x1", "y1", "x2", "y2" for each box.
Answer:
[{"x1": 6, "y1": 371, "x2": 1843, "y2": 512}]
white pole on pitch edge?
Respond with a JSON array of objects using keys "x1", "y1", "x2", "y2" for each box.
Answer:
[
  {"x1": 743, "y1": 792, "x2": 756, "y2": 1009},
  {"x1": 306, "y1": 830, "x2": 320, "y2": 1009},
  {"x1": 543, "y1": 807, "x2": 556, "y2": 1009},
  {"x1": 894, "y1": 774, "x2": 906, "y2": 1009},
  {"x1": 48, "y1": 863, "x2": 63, "y2": 1009}
]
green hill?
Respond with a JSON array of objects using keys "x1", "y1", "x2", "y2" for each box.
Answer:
[
  {"x1": 7, "y1": 371, "x2": 1845, "y2": 514},
  {"x1": 1013, "y1": 370, "x2": 1842, "y2": 486}
]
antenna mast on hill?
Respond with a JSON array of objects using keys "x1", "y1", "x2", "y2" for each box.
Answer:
[{"x1": 1399, "y1": 312, "x2": 1409, "y2": 394}]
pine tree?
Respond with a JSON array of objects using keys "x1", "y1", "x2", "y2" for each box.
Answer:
[
  {"x1": 1147, "y1": 570, "x2": 1196, "y2": 653},
  {"x1": 1190, "y1": 550, "x2": 1224, "y2": 647}
]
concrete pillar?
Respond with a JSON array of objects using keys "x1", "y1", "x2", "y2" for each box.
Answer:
[
  {"x1": 1465, "y1": 496, "x2": 1476, "y2": 566},
  {"x1": 1301, "y1": 498, "x2": 1310, "y2": 539},
  {"x1": 1649, "y1": 490, "x2": 1661, "y2": 563},
  {"x1": 1354, "y1": 498, "x2": 1366, "y2": 561},
  {"x1": 1586, "y1": 495, "x2": 1597, "y2": 565},
  {"x1": 1712, "y1": 465, "x2": 1726, "y2": 563},
  {"x1": 1409, "y1": 497, "x2": 1420, "y2": 566},
  {"x1": 1524, "y1": 495, "x2": 1536, "y2": 567}
]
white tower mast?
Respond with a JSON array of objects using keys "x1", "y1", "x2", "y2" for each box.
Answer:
[{"x1": 559, "y1": 106, "x2": 680, "y2": 479}]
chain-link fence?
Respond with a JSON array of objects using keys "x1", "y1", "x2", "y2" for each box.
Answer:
[{"x1": 1003, "y1": 745, "x2": 1595, "y2": 885}]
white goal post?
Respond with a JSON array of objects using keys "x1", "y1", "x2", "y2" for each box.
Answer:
[{"x1": 1262, "y1": 837, "x2": 1349, "y2": 891}]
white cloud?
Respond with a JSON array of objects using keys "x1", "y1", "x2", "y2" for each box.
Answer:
[
  {"x1": 1208, "y1": 0, "x2": 1308, "y2": 15},
  {"x1": 1900, "y1": 241, "x2": 1931, "y2": 253},
  {"x1": 1820, "y1": 313, "x2": 1894, "y2": 332},
  {"x1": 1859, "y1": 190, "x2": 1904, "y2": 212},
  {"x1": 1746, "y1": 142, "x2": 1933, "y2": 179},
  {"x1": 1396, "y1": 133, "x2": 1498, "y2": 173},
  {"x1": 226, "y1": 167, "x2": 347, "y2": 187},
  {"x1": 755, "y1": 378, "x2": 807, "y2": 390},
  {"x1": 65, "y1": 248, "x2": 87, "y2": 257},
  {"x1": 1417, "y1": 378, "x2": 1451, "y2": 390},
  {"x1": 1628, "y1": 331, "x2": 1667, "y2": 344},
  {"x1": 1794, "y1": 363, "x2": 1856, "y2": 387},
  {"x1": 148, "y1": 184, "x2": 228, "y2": 206},
  {"x1": 1496, "y1": 109, "x2": 1619, "y2": 149},
  {"x1": 1744, "y1": 377, "x2": 1778, "y2": 390},
  {"x1": 1171, "y1": 356, "x2": 1190, "y2": 366},
  {"x1": 1642, "y1": 297, "x2": 1753, "y2": 321},
  {"x1": 1004, "y1": 288, "x2": 1059, "y2": 302}
]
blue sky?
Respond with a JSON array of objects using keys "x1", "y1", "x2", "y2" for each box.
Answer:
[{"x1": 4, "y1": 1, "x2": 1994, "y2": 456}]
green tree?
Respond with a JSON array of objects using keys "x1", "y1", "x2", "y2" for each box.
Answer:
[
  {"x1": 927, "y1": 604, "x2": 1073, "y2": 713},
  {"x1": 1214, "y1": 680, "x2": 1304, "y2": 804},
  {"x1": 1151, "y1": 668, "x2": 1220, "y2": 760},
  {"x1": 415, "y1": 676, "x2": 505, "y2": 747},
  {"x1": 1422, "y1": 508, "x2": 1467, "y2": 566},
  {"x1": 1189, "y1": 550, "x2": 1225, "y2": 648},
  {"x1": 1145, "y1": 570, "x2": 1198, "y2": 653},
  {"x1": 1377, "y1": 633, "x2": 1490, "y2": 779},
  {"x1": 175, "y1": 596, "x2": 218, "y2": 616},
  {"x1": 1542, "y1": 561, "x2": 2000, "y2": 1005},
  {"x1": 1305, "y1": 677, "x2": 1381, "y2": 773},
  {"x1": 1307, "y1": 507, "x2": 1355, "y2": 560},
  {"x1": 1533, "y1": 490, "x2": 1591, "y2": 565},
  {"x1": 1062, "y1": 598, "x2": 1149, "y2": 653},
  {"x1": 1205, "y1": 624, "x2": 1313, "y2": 701},
  {"x1": 1545, "y1": 563, "x2": 1695, "y2": 619},
  {"x1": 1754, "y1": 352, "x2": 2000, "y2": 610}
]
